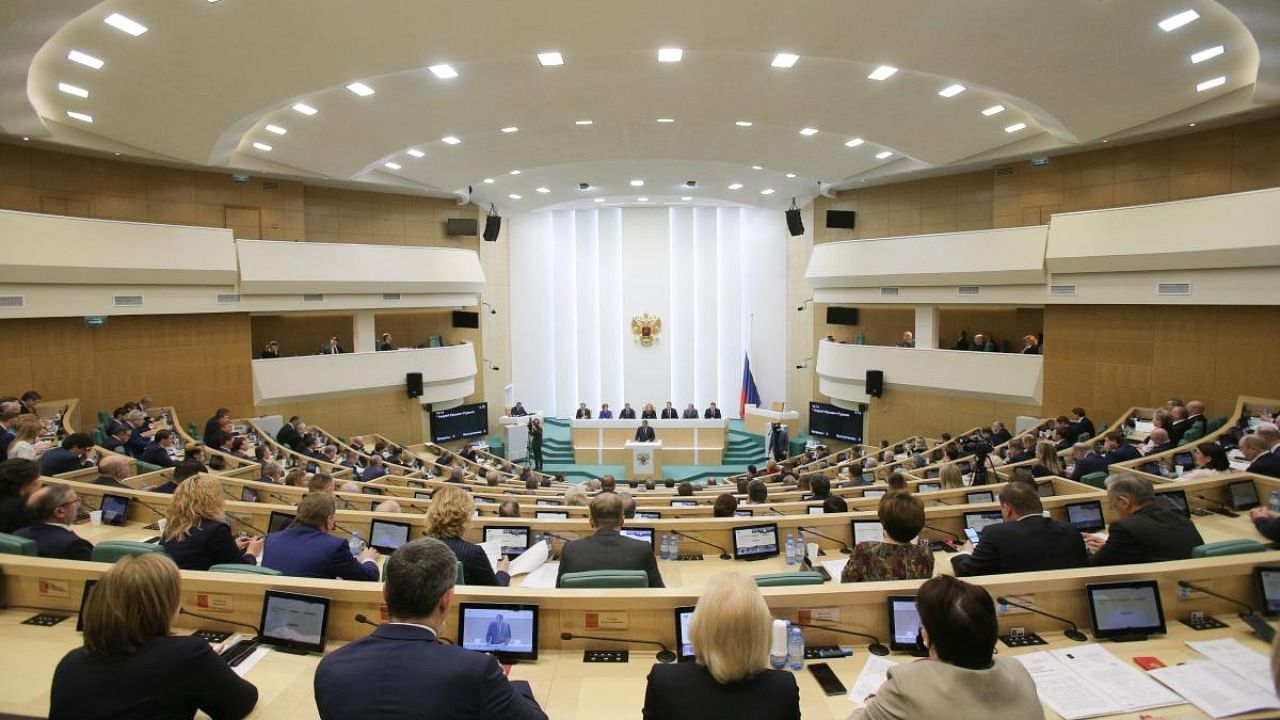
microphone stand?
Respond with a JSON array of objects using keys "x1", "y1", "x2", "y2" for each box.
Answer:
[
  {"x1": 560, "y1": 631, "x2": 675, "y2": 663},
  {"x1": 923, "y1": 524, "x2": 961, "y2": 552},
  {"x1": 995, "y1": 596, "x2": 1088, "y2": 642},
  {"x1": 224, "y1": 513, "x2": 267, "y2": 537},
  {"x1": 353, "y1": 613, "x2": 382, "y2": 629},
  {"x1": 1193, "y1": 494, "x2": 1239, "y2": 518},
  {"x1": 799, "y1": 526, "x2": 850, "y2": 554},
  {"x1": 796, "y1": 623, "x2": 890, "y2": 656},
  {"x1": 670, "y1": 530, "x2": 732, "y2": 560},
  {"x1": 1176, "y1": 580, "x2": 1275, "y2": 640}
]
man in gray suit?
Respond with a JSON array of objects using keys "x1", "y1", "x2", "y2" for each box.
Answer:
[
  {"x1": 556, "y1": 494, "x2": 663, "y2": 587},
  {"x1": 767, "y1": 422, "x2": 790, "y2": 462}
]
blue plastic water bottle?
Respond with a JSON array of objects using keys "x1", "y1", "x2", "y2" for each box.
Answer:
[
  {"x1": 670, "y1": 533, "x2": 680, "y2": 560},
  {"x1": 784, "y1": 533, "x2": 796, "y2": 566},
  {"x1": 348, "y1": 532, "x2": 364, "y2": 557},
  {"x1": 787, "y1": 625, "x2": 805, "y2": 670},
  {"x1": 660, "y1": 534, "x2": 671, "y2": 561},
  {"x1": 796, "y1": 530, "x2": 807, "y2": 561}
]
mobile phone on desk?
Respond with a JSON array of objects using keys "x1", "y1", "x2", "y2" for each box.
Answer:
[{"x1": 808, "y1": 662, "x2": 847, "y2": 696}]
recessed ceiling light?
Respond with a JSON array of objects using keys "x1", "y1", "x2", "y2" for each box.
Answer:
[
  {"x1": 407, "y1": 148, "x2": 425, "y2": 158},
  {"x1": 1005, "y1": 122, "x2": 1027, "y2": 133},
  {"x1": 875, "y1": 150, "x2": 893, "y2": 159},
  {"x1": 681, "y1": 196, "x2": 692, "y2": 201},
  {"x1": 772, "y1": 53, "x2": 799, "y2": 68},
  {"x1": 938, "y1": 84, "x2": 966, "y2": 98},
  {"x1": 66, "y1": 111, "x2": 93, "y2": 123},
  {"x1": 346, "y1": 82, "x2": 375, "y2": 96},
  {"x1": 264, "y1": 124, "x2": 287, "y2": 135},
  {"x1": 1188, "y1": 122, "x2": 1197, "y2": 127},
  {"x1": 252, "y1": 141, "x2": 272, "y2": 151},
  {"x1": 760, "y1": 188, "x2": 775, "y2": 195},
  {"x1": 21, "y1": 136, "x2": 28, "y2": 141},
  {"x1": 735, "y1": 120, "x2": 753, "y2": 127},
  {"x1": 428, "y1": 64, "x2": 458, "y2": 79},
  {"x1": 594, "y1": 198, "x2": 605, "y2": 203},
  {"x1": 575, "y1": 119, "x2": 593, "y2": 125},
  {"x1": 510, "y1": 170, "x2": 521, "y2": 175},
  {"x1": 508, "y1": 194, "x2": 522, "y2": 200},
  {"x1": 384, "y1": 162, "x2": 401, "y2": 170},
  {"x1": 658, "y1": 48, "x2": 683, "y2": 62},
  {"x1": 845, "y1": 138, "x2": 865, "y2": 147},
  {"x1": 537, "y1": 52, "x2": 564, "y2": 66},
  {"x1": 58, "y1": 82, "x2": 88, "y2": 98},
  {"x1": 785, "y1": 173, "x2": 797, "y2": 178},
  {"x1": 752, "y1": 165, "x2": 763, "y2": 170},
  {"x1": 1196, "y1": 76, "x2": 1226, "y2": 92},
  {"x1": 637, "y1": 197, "x2": 649, "y2": 202},
  {"x1": 799, "y1": 127, "x2": 819, "y2": 136},
  {"x1": 1191, "y1": 45, "x2": 1225, "y2": 64},
  {"x1": 630, "y1": 179, "x2": 644, "y2": 187},
  {"x1": 656, "y1": 118, "x2": 675, "y2": 123},
  {"x1": 482, "y1": 178, "x2": 495, "y2": 184},
  {"x1": 67, "y1": 50, "x2": 104, "y2": 70},
  {"x1": 292, "y1": 102, "x2": 318, "y2": 115},
  {"x1": 867, "y1": 65, "x2": 898, "y2": 81},
  {"x1": 536, "y1": 187, "x2": 551, "y2": 193},
  {"x1": 501, "y1": 126, "x2": 519, "y2": 134},
  {"x1": 104, "y1": 13, "x2": 148, "y2": 36},
  {"x1": 728, "y1": 183, "x2": 743, "y2": 190},
  {"x1": 981, "y1": 105, "x2": 1005, "y2": 116},
  {"x1": 1158, "y1": 9, "x2": 1199, "y2": 32},
  {"x1": 441, "y1": 135, "x2": 461, "y2": 145}
]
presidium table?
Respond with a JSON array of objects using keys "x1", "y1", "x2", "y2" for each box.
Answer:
[{"x1": 571, "y1": 419, "x2": 727, "y2": 478}]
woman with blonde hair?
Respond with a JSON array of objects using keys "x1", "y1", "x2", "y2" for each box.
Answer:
[
  {"x1": 642, "y1": 572, "x2": 799, "y2": 719},
  {"x1": 6, "y1": 414, "x2": 51, "y2": 461},
  {"x1": 424, "y1": 484, "x2": 510, "y2": 586},
  {"x1": 161, "y1": 474, "x2": 262, "y2": 571},
  {"x1": 563, "y1": 486, "x2": 590, "y2": 506},
  {"x1": 49, "y1": 553, "x2": 258, "y2": 719},
  {"x1": 939, "y1": 463, "x2": 965, "y2": 490},
  {"x1": 1030, "y1": 440, "x2": 1064, "y2": 478}
]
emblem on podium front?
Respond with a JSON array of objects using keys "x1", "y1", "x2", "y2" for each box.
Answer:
[{"x1": 631, "y1": 313, "x2": 662, "y2": 346}]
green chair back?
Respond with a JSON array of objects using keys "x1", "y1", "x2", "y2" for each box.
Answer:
[
  {"x1": 187, "y1": 422, "x2": 202, "y2": 441},
  {"x1": 0, "y1": 532, "x2": 38, "y2": 556},
  {"x1": 134, "y1": 461, "x2": 164, "y2": 474},
  {"x1": 1205, "y1": 416, "x2": 1228, "y2": 434},
  {"x1": 96, "y1": 410, "x2": 111, "y2": 427},
  {"x1": 91, "y1": 426, "x2": 108, "y2": 447},
  {"x1": 456, "y1": 561, "x2": 465, "y2": 585},
  {"x1": 754, "y1": 571, "x2": 825, "y2": 587},
  {"x1": 1076, "y1": 432, "x2": 1092, "y2": 443},
  {"x1": 209, "y1": 563, "x2": 282, "y2": 576},
  {"x1": 1191, "y1": 539, "x2": 1266, "y2": 558},
  {"x1": 91, "y1": 540, "x2": 164, "y2": 563},
  {"x1": 1079, "y1": 471, "x2": 1108, "y2": 489},
  {"x1": 1179, "y1": 426, "x2": 1204, "y2": 445},
  {"x1": 559, "y1": 569, "x2": 648, "y2": 588}
]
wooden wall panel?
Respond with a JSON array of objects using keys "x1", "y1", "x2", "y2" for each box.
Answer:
[
  {"x1": 303, "y1": 185, "x2": 481, "y2": 248},
  {"x1": 265, "y1": 389, "x2": 426, "y2": 447},
  {"x1": 938, "y1": 308, "x2": 1044, "y2": 352},
  {"x1": 374, "y1": 310, "x2": 478, "y2": 350},
  {"x1": 863, "y1": 387, "x2": 1041, "y2": 446},
  {"x1": 249, "y1": 315, "x2": 354, "y2": 358},
  {"x1": 814, "y1": 305, "x2": 913, "y2": 346}
]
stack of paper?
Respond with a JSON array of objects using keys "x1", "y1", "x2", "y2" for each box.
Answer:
[
  {"x1": 479, "y1": 538, "x2": 549, "y2": 577},
  {"x1": 1143, "y1": 638, "x2": 1280, "y2": 718},
  {"x1": 847, "y1": 655, "x2": 898, "y2": 704},
  {"x1": 1015, "y1": 644, "x2": 1183, "y2": 719}
]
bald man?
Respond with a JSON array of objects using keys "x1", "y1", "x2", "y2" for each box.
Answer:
[
  {"x1": 375, "y1": 499, "x2": 403, "y2": 514},
  {"x1": 556, "y1": 493, "x2": 663, "y2": 587},
  {"x1": 93, "y1": 455, "x2": 132, "y2": 488}
]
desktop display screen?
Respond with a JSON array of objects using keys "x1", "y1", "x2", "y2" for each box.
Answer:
[
  {"x1": 917, "y1": 482, "x2": 941, "y2": 493},
  {"x1": 673, "y1": 605, "x2": 696, "y2": 661},
  {"x1": 1256, "y1": 566, "x2": 1280, "y2": 617},
  {"x1": 1228, "y1": 481, "x2": 1261, "y2": 511},
  {"x1": 808, "y1": 402, "x2": 864, "y2": 444},
  {"x1": 1036, "y1": 482, "x2": 1055, "y2": 498},
  {"x1": 414, "y1": 491, "x2": 433, "y2": 500},
  {"x1": 671, "y1": 499, "x2": 698, "y2": 507},
  {"x1": 99, "y1": 494, "x2": 130, "y2": 526},
  {"x1": 807, "y1": 506, "x2": 825, "y2": 515},
  {"x1": 239, "y1": 487, "x2": 259, "y2": 503},
  {"x1": 965, "y1": 491, "x2": 995, "y2": 505},
  {"x1": 360, "y1": 486, "x2": 384, "y2": 496},
  {"x1": 1157, "y1": 490, "x2": 1190, "y2": 517},
  {"x1": 926, "y1": 469, "x2": 941, "y2": 479},
  {"x1": 1064, "y1": 500, "x2": 1106, "y2": 533},
  {"x1": 483, "y1": 526, "x2": 531, "y2": 557},
  {"x1": 458, "y1": 603, "x2": 539, "y2": 661},
  {"x1": 851, "y1": 520, "x2": 885, "y2": 545},
  {"x1": 620, "y1": 527, "x2": 655, "y2": 545},
  {"x1": 732, "y1": 523, "x2": 780, "y2": 560},
  {"x1": 535, "y1": 511, "x2": 568, "y2": 520},
  {"x1": 635, "y1": 511, "x2": 662, "y2": 520},
  {"x1": 268, "y1": 511, "x2": 295, "y2": 534},
  {"x1": 962, "y1": 510, "x2": 1004, "y2": 532},
  {"x1": 1172, "y1": 452, "x2": 1195, "y2": 469},
  {"x1": 887, "y1": 596, "x2": 925, "y2": 654},
  {"x1": 535, "y1": 499, "x2": 562, "y2": 506},
  {"x1": 75, "y1": 579, "x2": 98, "y2": 632},
  {"x1": 258, "y1": 590, "x2": 330, "y2": 654},
  {"x1": 734, "y1": 509, "x2": 754, "y2": 517},
  {"x1": 368, "y1": 519, "x2": 412, "y2": 554},
  {"x1": 474, "y1": 496, "x2": 496, "y2": 505},
  {"x1": 862, "y1": 489, "x2": 886, "y2": 500},
  {"x1": 1086, "y1": 580, "x2": 1166, "y2": 639}
]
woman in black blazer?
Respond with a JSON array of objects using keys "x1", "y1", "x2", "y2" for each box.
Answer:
[
  {"x1": 424, "y1": 485, "x2": 510, "y2": 586},
  {"x1": 643, "y1": 573, "x2": 799, "y2": 720},
  {"x1": 50, "y1": 553, "x2": 257, "y2": 720},
  {"x1": 0, "y1": 458, "x2": 40, "y2": 533},
  {"x1": 160, "y1": 474, "x2": 261, "y2": 571}
]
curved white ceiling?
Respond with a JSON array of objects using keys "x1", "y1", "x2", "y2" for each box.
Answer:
[{"x1": 4, "y1": 0, "x2": 1277, "y2": 212}]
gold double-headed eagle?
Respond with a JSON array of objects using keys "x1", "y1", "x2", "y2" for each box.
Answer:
[{"x1": 631, "y1": 313, "x2": 661, "y2": 347}]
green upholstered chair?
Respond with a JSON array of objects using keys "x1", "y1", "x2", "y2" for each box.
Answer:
[
  {"x1": 1205, "y1": 416, "x2": 1228, "y2": 434},
  {"x1": 188, "y1": 422, "x2": 202, "y2": 441},
  {"x1": 1079, "y1": 471, "x2": 1108, "y2": 489},
  {"x1": 1179, "y1": 427, "x2": 1204, "y2": 445},
  {"x1": 91, "y1": 426, "x2": 108, "y2": 447},
  {"x1": 559, "y1": 570, "x2": 648, "y2": 589},
  {"x1": 1191, "y1": 539, "x2": 1266, "y2": 558},
  {"x1": 753, "y1": 571, "x2": 825, "y2": 587},
  {"x1": 209, "y1": 563, "x2": 282, "y2": 576},
  {"x1": 90, "y1": 540, "x2": 164, "y2": 563},
  {"x1": 456, "y1": 561, "x2": 465, "y2": 585},
  {"x1": 1076, "y1": 432, "x2": 1092, "y2": 443},
  {"x1": 0, "y1": 532, "x2": 38, "y2": 556},
  {"x1": 96, "y1": 409, "x2": 112, "y2": 427}
]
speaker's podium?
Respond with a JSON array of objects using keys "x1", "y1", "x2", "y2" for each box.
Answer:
[
  {"x1": 498, "y1": 412, "x2": 542, "y2": 463},
  {"x1": 624, "y1": 440, "x2": 662, "y2": 480}
]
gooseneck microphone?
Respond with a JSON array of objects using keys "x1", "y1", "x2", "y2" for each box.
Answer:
[
  {"x1": 542, "y1": 531, "x2": 577, "y2": 545},
  {"x1": 797, "y1": 624, "x2": 890, "y2": 656},
  {"x1": 179, "y1": 607, "x2": 262, "y2": 637},
  {"x1": 1193, "y1": 494, "x2": 1239, "y2": 518},
  {"x1": 996, "y1": 596, "x2": 1088, "y2": 642},
  {"x1": 225, "y1": 513, "x2": 267, "y2": 536},
  {"x1": 799, "y1": 526, "x2": 850, "y2": 554},
  {"x1": 670, "y1": 530, "x2": 732, "y2": 560},
  {"x1": 353, "y1": 613, "x2": 382, "y2": 629},
  {"x1": 924, "y1": 525, "x2": 961, "y2": 542},
  {"x1": 1176, "y1": 580, "x2": 1253, "y2": 613},
  {"x1": 560, "y1": 631, "x2": 676, "y2": 663}
]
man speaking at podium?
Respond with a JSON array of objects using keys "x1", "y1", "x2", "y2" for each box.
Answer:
[
  {"x1": 635, "y1": 420, "x2": 656, "y2": 442},
  {"x1": 485, "y1": 614, "x2": 512, "y2": 646}
]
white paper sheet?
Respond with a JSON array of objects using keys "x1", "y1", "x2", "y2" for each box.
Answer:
[
  {"x1": 1187, "y1": 638, "x2": 1276, "y2": 693},
  {"x1": 479, "y1": 539, "x2": 504, "y2": 572},
  {"x1": 507, "y1": 538, "x2": 549, "y2": 576},
  {"x1": 821, "y1": 558, "x2": 849, "y2": 579},
  {"x1": 231, "y1": 646, "x2": 271, "y2": 678},
  {"x1": 1149, "y1": 661, "x2": 1280, "y2": 718},
  {"x1": 520, "y1": 562, "x2": 559, "y2": 588},
  {"x1": 847, "y1": 654, "x2": 897, "y2": 704},
  {"x1": 1051, "y1": 644, "x2": 1182, "y2": 713},
  {"x1": 1015, "y1": 651, "x2": 1125, "y2": 720}
]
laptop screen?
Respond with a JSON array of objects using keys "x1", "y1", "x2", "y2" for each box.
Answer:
[
  {"x1": 635, "y1": 510, "x2": 662, "y2": 520},
  {"x1": 100, "y1": 494, "x2": 130, "y2": 526},
  {"x1": 368, "y1": 519, "x2": 412, "y2": 554},
  {"x1": 258, "y1": 590, "x2": 330, "y2": 654},
  {"x1": 483, "y1": 526, "x2": 531, "y2": 557},
  {"x1": 239, "y1": 487, "x2": 259, "y2": 503},
  {"x1": 267, "y1": 511, "x2": 295, "y2": 534},
  {"x1": 1036, "y1": 481, "x2": 1054, "y2": 498},
  {"x1": 1086, "y1": 580, "x2": 1166, "y2": 639},
  {"x1": 674, "y1": 605, "x2": 696, "y2": 661},
  {"x1": 671, "y1": 499, "x2": 698, "y2": 507},
  {"x1": 75, "y1": 579, "x2": 98, "y2": 632},
  {"x1": 1157, "y1": 490, "x2": 1189, "y2": 517},
  {"x1": 458, "y1": 603, "x2": 539, "y2": 661},
  {"x1": 732, "y1": 524, "x2": 780, "y2": 560},
  {"x1": 619, "y1": 527, "x2": 655, "y2": 545},
  {"x1": 1065, "y1": 500, "x2": 1106, "y2": 532},
  {"x1": 734, "y1": 509, "x2": 753, "y2": 517},
  {"x1": 807, "y1": 506, "x2": 825, "y2": 515},
  {"x1": 535, "y1": 499, "x2": 562, "y2": 506},
  {"x1": 862, "y1": 489, "x2": 886, "y2": 499},
  {"x1": 962, "y1": 510, "x2": 1004, "y2": 532},
  {"x1": 535, "y1": 511, "x2": 568, "y2": 520},
  {"x1": 851, "y1": 520, "x2": 884, "y2": 545}
]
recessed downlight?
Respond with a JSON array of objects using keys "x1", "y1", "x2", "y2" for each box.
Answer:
[
  {"x1": 501, "y1": 126, "x2": 518, "y2": 133},
  {"x1": 593, "y1": 198, "x2": 605, "y2": 203},
  {"x1": 938, "y1": 84, "x2": 966, "y2": 98},
  {"x1": 407, "y1": 149, "x2": 425, "y2": 158},
  {"x1": 867, "y1": 65, "x2": 898, "y2": 81},
  {"x1": 656, "y1": 118, "x2": 675, "y2": 123},
  {"x1": 483, "y1": 178, "x2": 495, "y2": 184},
  {"x1": 1191, "y1": 45, "x2": 1225, "y2": 64},
  {"x1": 875, "y1": 150, "x2": 893, "y2": 159},
  {"x1": 265, "y1": 124, "x2": 287, "y2": 135},
  {"x1": 637, "y1": 197, "x2": 649, "y2": 202},
  {"x1": 1196, "y1": 76, "x2": 1226, "y2": 92},
  {"x1": 66, "y1": 111, "x2": 93, "y2": 123},
  {"x1": 510, "y1": 170, "x2": 521, "y2": 175},
  {"x1": 292, "y1": 102, "x2": 318, "y2": 115},
  {"x1": 760, "y1": 188, "x2": 775, "y2": 195},
  {"x1": 735, "y1": 120, "x2": 753, "y2": 127},
  {"x1": 845, "y1": 138, "x2": 864, "y2": 147},
  {"x1": 728, "y1": 183, "x2": 743, "y2": 190},
  {"x1": 630, "y1": 179, "x2": 645, "y2": 187},
  {"x1": 981, "y1": 105, "x2": 1005, "y2": 116},
  {"x1": 428, "y1": 64, "x2": 458, "y2": 79},
  {"x1": 384, "y1": 162, "x2": 401, "y2": 170},
  {"x1": 67, "y1": 50, "x2": 104, "y2": 69},
  {"x1": 535, "y1": 187, "x2": 551, "y2": 194},
  {"x1": 772, "y1": 53, "x2": 799, "y2": 68},
  {"x1": 752, "y1": 165, "x2": 763, "y2": 170},
  {"x1": 58, "y1": 82, "x2": 89, "y2": 98},
  {"x1": 252, "y1": 141, "x2": 272, "y2": 151},
  {"x1": 537, "y1": 52, "x2": 564, "y2": 66},
  {"x1": 799, "y1": 127, "x2": 819, "y2": 136},
  {"x1": 1158, "y1": 9, "x2": 1199, "y2": 32},
  {"x1": 575, "y1": 120, "x2": 593, "y2": 126},
  {"x1": 441, "y1": 135, "x2": 461, "y2": 145},
  {"x1": 346, "y1": 82, "x2": 375, "y2": 96},
  {"x1": 104, "y1": 13, "x2": 148, "y2": 36},
  {"x1": 785, "y1": 173, "x2": 796, "y2": 178},
  {"x1": 1004, "y1": 122, "x2": 1027, "y2": 133},
  {"x1": 657, "y1": 48, "x2": 683, "y2": 62},
  {"x1": 508, "y1": 194, "x2": 522, "y2": 200},
  {"x1": 681, "y1": 196, "x2": 693, "y2": 201}
]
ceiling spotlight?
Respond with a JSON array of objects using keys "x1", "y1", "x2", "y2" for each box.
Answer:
[
  {"x1": 510, "y1": 169, "x2": 521, "y2": 175},
  {"x1": 579, "y1": 183, "x2": 591, "y2": 190},
  {"x1": 1158, "y1": 9, "x2": 1199, "y2": 32},
  {"x1": 728, "y1": 183, "x2": 743, "y2": 190},
  {"x1": 346, "y1": 82, "x2": 375, "y2": 96},
  {"x1": 292, "y1": 102, "x2": 318, "y2": 115},
  {"x1": 67, "y1": 50, "x2": 104, "y2": 69},
  {"x1": 752, "y1": 165, "x2": 763, "y2": 170},
  {"x1": 684, "y1": 180, "x2": 697, "y2": 188},
  {"x1": 785, "y1": 173, "x2": 797, "y2": 178},
  {"x1": 66, "y1": 111, "x2": 93, "y2": 123},
  {"x1": 772, "y1": 53, "x2": 799, "y2": 68},
  {"x1": 58, "y1": 82, "x2": 89, "y2": 98},
  {"x1": 845, "y1": 138, "x2": 864, "y2": 147},
  {"x1": 656, "y1": 118, "x2": 675, "y2": 123},
  {"x1": 657, "y1": 48, "x2": 683, "y2": 62},
  {"x1": 535, "y1": 187, "x2": 551, "y2": 193},
  {"x1": 1196, "y1": 76, "x2": 1226, "y2": 92},
  {"x1": 593, "y1": 198, "x2": 605, "y2": 203},
  {"x1": 104, "y1": 13, "x2": 148, "y2": 36},
  {"x1": 538, "y1": 52, "x2": 565, "y2": 66},
  {"x1": 799, "y1": 127, "x2": 819, "y2": 136},
  {"x1": 760, "y1": 188, "x2": 775, "y2": 195},
  {"x1": 1005, "y1": 122, "x2": 1027, "y2": 133},
  {"x1": 938, "y1": 84, "x2": 966, "y2": 98},
  {"x1": 736, "y1": 120, "x2": 753, "y2": 127},
  {"x1": 441, "y1": 135, "x2": 461, "y2": 144},
  {"x1": 630, "y1": 179, "x2": 644, "y2": 187},
  {"x1": 483, "y1": 178, "x2": 495, "y2": 184},
  {"x1": 637, "y1": 197, "x2": 649, "y2": 202},
  {"x1": 1191, "y1": 45, "x2": 1225, "y2": 64},
  {"x1": 508, "y1": 194, "x2": 522, "y2": 200},
  {"x1": 252, "y1": 141, "x2": 272, "y2": 151},
  {"x1": 867, "y1": 65, "x2": 898, "y2": 80},
  {"x1": 428, "y1": 64, "x2": 458, "y2": 79},
  {"x1": 981, "y1": 105, "x2": 1005, "y2": 116},
  {"x1": 681, "y1": 196, "x2": 693, "y2": 201},
  {"x1": 501, "y1": 126, "x2": 519, "y2": 133},
  {"x1": 875, "y1": 150, "x2": 893, "y2": 159},
  {"x1": 407, "y1": 148, "x2": 425, "y2": 158},
  {"x1": 265, "y1": 124, "x2": 287, "y2": 135},
  {"x1": 384, "y1": 162, "x2": 401, "y2": 170},
  {"x1": 575, "y1": 119, "x2": 593, "y2": 125}
]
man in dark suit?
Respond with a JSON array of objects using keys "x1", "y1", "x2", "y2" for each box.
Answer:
[
  {"x1": 681, "y1": 403, "x2": 699, "y2": 419},
  {"x1": 1242, "y1": 435, "x2": 1280, "y2": 478},
  {"x1": 262, "y1": 493, "x2": 380, "y2": 581},
  {"x1": 203, "y1": 408, "x2": 231, "y2": 441},
  {"x1": 575, "y1": 403, "x2": 592, "y2": 419},
  {"x1": 1086, "y1": 475, "x2": 1204, "y2": 565},
  {"x1": 634, "y1": 420, "x2": 656, "y2": 442},
  {"x1": 149, "y1": 459, "x2": 205, "y2": 494},
  {"x1": 14, "y1": 485, "x2": 93, "y2": 561},
  {"x1": 260, "y1": 340, "x2": 280, "y2": 358},
  {"x1": 1184, "y1": 400, "x2": 1208, "y2": 438},
  {"x1": 557, "y1": 494, "x2": 664, "y2": 587},
  {"x1": 0, "y1": 401, "x2": 19, "y2": 461},
  {"x1": 276, "y1": 416, "x2": 301, "y2": 449},
  {"x1": 485, "y1": 614, "x2": 513, "y2": 645},
  {"x1": 952, "y1": 481, "x2": 1087, "y2": 576},
  {"x1": 360, "y1": 456, "x2": 389, "y2": 482},
  {"x1": 315, "y1": 538, "x2": 546, "y2": 719},
  {"x1": 92, "y1": 455, "x2": 131, "y2": 488},
  {"x1": 319, "y1": 336, "x2": 345, "y2": 354},
  {"x1": 140, "y1": 429, "x2": 178, "y2": 469},
  {"x1": 1069, "y1": 407, "x2": 1096, "y2": 440},
  {"x1": 704, "y1": 403, "x2": 722, "y2": 419},
  {"x1": 376, "y1": 333, "x2": 394, "y2": 351},
  {"x1": 528, "y1": 418, "x2": 543, "y2": 471},
  {"x1": 619, "y1": 403, "x2": 637, "y2": 419},
  {"x1": 599, "y1": 403, "x2": 613, "y2": 419},
  {"x1": 640, "y1": 403, "x2": 658, "y2": 419},
  {"x1": 988, "y1": 421, "x2": 1012, "y2": 446},
  {"x1": 1101, "y1": 431, "x2": 1141, "y2": 464},
  {"x1": 1168, "y1": 406, "x2": 1191, "y2": 444},
  {"x1": 767, "y1": 423, "x2": 789, "y2": 462},
  {"x1": 509, "y1": 402, "x2": 528, "y2": 417},
  {"x1": 39, "y1": 433, "x2": 96, "y2": 476},
  {"x1": 1143, "y1": 428, "x2": 1175, "y2": 456},
  {"x1": 1068, "y1": 442, "x2": 1107, "y2": 481},
  {"x1": 661, "y1": 402, "x2": 678, "y2": 419}
]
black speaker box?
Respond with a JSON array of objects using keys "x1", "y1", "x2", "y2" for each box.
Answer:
[
  {"x1": 406, "y1": 372, "x2": 424, "y2": 398},
  {"x1": 785, "y1": 208, "x2": 804, "y2": 237},
  {"x1": 865, "y1": 370, "x2": 884, "y2": 398},
  {"x1": 483, "y1": 214, "x2": 501, "y2": 242}
]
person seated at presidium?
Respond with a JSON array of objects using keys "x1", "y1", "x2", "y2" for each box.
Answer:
[
  {"x1": 14, "y1": 485, "x2": 94, "y2": 561},
  {"x1": 575, "y1": 402, "x2": 592, "y2": 419},
  {"x1": 682, "y1": 403, "x2": 699, "y2": 419},
  {"x1": 635, "y1": 420, "x2": 657, "y2": 442},
  {"x1": 557, "y1": 493, "x2": 664, "y2": 587},
  {"x1": 704, "y1": 402, "x2": 722, "y2": 419},
  {"x1": 850, "y1": 576, "x2": 1043, "y2": 720},
  {"x1": 425, "y1": 485, "x2": 510, "y2": 586},
  {"x1": 261, "y1": 492, "x2": 379, "y2": 581},
  {"x1": 1084, "y1": 474, "x2": 1204, "y2": 565},
  {"x1": 619, "y1": 403, "x2": 637, "y2": 419},
  {"x1": 161, "y1": 475, "x2": 262, "y2": 571},
  {"x1": 314, "y1": 539, "x2": 547, "y2": 720},
  {"x1": 842, "y1": 492, "x2": 933, "y2": 583},
  {"x1": 49, "y1": 554, "x2": 258, "y2": 720},
  {"x1": 951, "y1": 481, "x2": 1087, "y2": 576},
  {"x1": 661, "y1": 402, "x2": 679, "y2": 419},
  {"x1": 641, "y1": 403, "x2": 658, "y2": 419},
  {"x1": 599, "y1": 403, "x2": 613, "y2": 419},
  {"x1": 643, "y1": 573, "x2": 799, "y2": 720}
]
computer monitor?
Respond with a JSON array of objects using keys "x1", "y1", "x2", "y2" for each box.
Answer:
[
  {"x1": 360, "y1": 485, "x2": 383, "y2": 496},
  {"x1": 673, "y1": 605, "x2": 696, "y2": 661},
  {"x1": 671, "y1": 499, "x2": 698, "y2": 507},
  {"x1": 474, "y1": 496, "x2": 496, "y2": 505},
  {"x1": 1228, "y1": 481, "x2": 1261, "y2": 511},
  {"x1": 1086, "y1": 580, "x2": 1166, "y2": 640},
  {"x1": 925, "y1": 469, "x2": 940, "y2": 479},
  {"x1": 258, "y1": 590, "x2": 331, "y2": 654},
  {"x1": 732, "y1": 523, "x2": 780, "y2": 560},
  {"x1": 535, "y1": 498, "x2": 562, "y2": 506},
  {"x1": 862, "y1": 489, "x2": 886, "y2": 499},
  {"x1": 483, "y1": 526, "x2": 531, "y2": 557},
  {"x1": 807, "y1": 506, "x2": 825, "y2": 515},
  {"x1": 239, "y1": 486, "x2": 259, "y2": 503},
  {"x1": 414, "y1": 491, "x2": 433, "y2": 500},
  {"x1": 267, "y1": 511, "x2": 295, "y2": 534},
  {"x1": 1156, "y1": 490, "x2": 1189, "y2": 517},
  {"x1": 1172, "y1": 452, "x2": 1195, "y2": 469},
  {"x1": 75, "y1": 579, "x2": 98, "y2": 632},
  {"x1": 368, "y1": 519, "x2": 412, "y2": 554},
  {"x1": 1064, "y1": 500, "x2": 1106, "y2": 533},
  {"x1": 99, "y1": 494, "x2": 130, "y2": 526},
  {"x1": 1256, "y1": 566, "x2": 1280, "y2": 617},
  {"x1": 962, "y1": 510, "x2": 1004, "y2": 532},
  {"x1": 734, "y1": 509, "x2": 754, "y2": 517},
  {"x1": 887, "y1": 596, "x2": 926, "y2": 655},
  {"x1": 1036, "y1": 481, "x2": 1055, "y2": 498},
  {"x1": 850, "y1": 520, "x2": 885, "y2": 545},
  {"x1": 620, "y1": 527, "x2": 655, "y2": 545},
  {"x1": 535, "y1": 511, "x2": 568, "y2": 520},
  {"x1": 635, "y1": 510, "x2": 662, "y2": 520},
  {"x1": 965, "y1": 491, "x2": 995, "y2": 505},
  {"x1": 457, "y1": 602, "x2": 539, "y2": 661},
  {"x1": 917, "y1": 482, "x2": 941, "y2": 493}
]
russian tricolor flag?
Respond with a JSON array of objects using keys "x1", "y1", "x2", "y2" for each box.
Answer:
[{"x1": 739, "y1": 352, "x2": 761, "y2": 418}]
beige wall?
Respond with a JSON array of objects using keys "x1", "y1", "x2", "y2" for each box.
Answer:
[
  {"x1": 267, "y1": 388, "x2": 427, "y2": 447},
  {"x1": 864, "y1": 386, "x2": 1042, "y2": 446},
  {"x1": 302, "y1": 185, "x2": 481, "y2": 248},
  {"x1": 937, "y1": 307, "x2": 1044, "y2": 352}
]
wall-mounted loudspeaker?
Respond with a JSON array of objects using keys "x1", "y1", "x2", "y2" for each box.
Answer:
[
  {"x1": 483, "y1": 214, "x2": 501, "y2": 242},
  {"x1": 785, "y1": 197, "x2": 804, "y2": 237},
  {"x1": 406, "y1": 372, "x2": 424, "y2": 398},
  {"x1": 865, "y1": 369, "x2": 884, "y2": 398}
]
